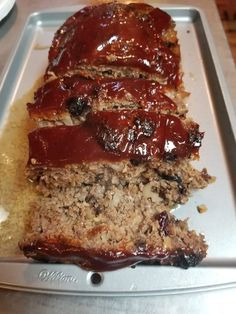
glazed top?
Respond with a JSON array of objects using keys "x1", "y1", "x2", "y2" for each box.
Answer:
[
  {"x1": 27, "y1": 76, "x2": 177, "y2": 119},
  {"x1": 47, "y1": 2, "x2": 180, "y2": 86},
  {"x1": 28, "y1": 110, "x2": 202, "y2": 167}
]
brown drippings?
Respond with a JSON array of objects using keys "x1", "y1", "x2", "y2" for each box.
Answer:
[
  {"x1": 33, "y1": 44, "x2": 50, "y2": 51},
  {"x1": 0, "y1": 80, "x2": 41, "y2": 256}
]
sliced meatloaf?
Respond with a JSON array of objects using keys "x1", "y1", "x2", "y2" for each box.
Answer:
[
  {"x1": 28, "y1": 160, "x2": 213, "y2": 216},
  {"x1": 19, "y1": 3, "x2": 215, "y2": 271},
  {"x1": 27, "y1": 111, "x2": 204, "y2": 166},
  {"x1": 27, "y1": 76, "x2": 188, "y2": 127},
  {"x1": 26, "y1": 122, "x2": 213, "y2": 212},
  {"x1": 20, "y1": 122, "x2": 213, "y2": 271},
  {"x1": 19, "y1": 206, "x2": 208, "y2": 271},
  {"x1": 45, "y1": 3, "x2": 181, "y2": 87}
]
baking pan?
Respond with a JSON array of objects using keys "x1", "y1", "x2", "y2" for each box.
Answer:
[{"x1": 0, "y1": 4, "x2": 236, "y2": 295}]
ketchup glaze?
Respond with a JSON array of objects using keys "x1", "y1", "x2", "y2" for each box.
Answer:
[
  {"x1": 22, "y1": 238, "x2": 204, "y2": 271},
  {"x1": 28, "y1": 111, "x2": 202, "y2": 167},
  {"x1": 27, "y1": 76, "x2": 177, "y2": 119},
  {"x1": 47, "y1": 3, "x2": 180, "y2": 86},
  {"x1": 87, "y1": 110, "x2": 202, "y2": 160}
]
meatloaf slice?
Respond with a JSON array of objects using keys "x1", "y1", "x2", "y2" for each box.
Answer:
[
  {"x1": 19, "y1": 204, "x2": 207, "y2": 271},
  {"x1": 85, "y1": 110, "x2": 203, "y2": 161},
  {"x1": 26, "y1": 124, "x2": 213, "y2": 217},
  {"x1": 28, "y1": 160, "x2": 213, "y2": 217},
  {"x1": 27, "y1": 112, "x2": 203, "y2": 169},
  {"x1": 46, "y1": 3, "x2": 181, "y2": 87},
  {"x1": 21, "y1": 115, "x2": 213, "y2": 271},
  {"x1": 27, "y1": 76, "x2": 188, "y2": 127}
]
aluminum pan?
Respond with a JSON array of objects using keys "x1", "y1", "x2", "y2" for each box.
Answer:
[{"x1": 0, "y1": 5, "x2": 236, "y2": 295}]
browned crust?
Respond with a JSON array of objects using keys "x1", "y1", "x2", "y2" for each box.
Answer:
[{"x1": 20, "y1": 239, "x2": 207, "y2": 271}]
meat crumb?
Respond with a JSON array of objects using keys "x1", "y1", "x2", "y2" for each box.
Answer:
[{"x1": 197, "y1": 204, "x2": 208, "y2": 214}]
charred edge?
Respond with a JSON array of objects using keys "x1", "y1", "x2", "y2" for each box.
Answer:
[
  {"x1": 168, "y1": 250, "x2": 205, "y2": 268},
  {"x1": 67, "y1": 97, "x2": 90, "y2": 117},
  {"x1": 140, "y1": 250, "x2": 204, "y2": 269},
  {"x1": 189, "y1": 130, "x2": 204, "y2": 148},
  {"x1": 134, "y1": 117, "x2": 155, "y2": 137}
]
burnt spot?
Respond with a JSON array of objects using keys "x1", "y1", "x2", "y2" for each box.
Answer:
[
  {"x1": 138, "y1": 73, "x2": 146, "y2": 79},
  {"x1": 142, "y1": 120, "x2": 155, "y2": 137},
  {"x1": 97, "y1": 127, "x2": 123, "y2": 153},
  {"x1": 134, "y1": 117, "x2": 142, "y2": 127},
  {"x1": 112, "y1": 105, "x2": 119, "y2": 110},
  {"x1": 127, "y1": 129, "x2": 137, "y2": 142},
  {"x1": 172, "y1": 250, "x2": 203, "y2": 269},
  {"x1": 134, "y1": 117, "x2": 155, "y2": 137},
  {"x1": 154, "y1": 211, "x2": 169, "y2": 236},
  {"x1": 189, "y1": 130, "x2": 203, "y2": 148},
  {"x1": 67, "y1": 97, "x2": 90, "y2": 117},
  {"x1": 156, "y1": 171, "x2": 181, "y2": 183},
  {"x1": 163, "y1": 153, "x2": 178, "y2": 161}
]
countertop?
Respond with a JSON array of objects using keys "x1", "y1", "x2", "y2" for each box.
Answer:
[{"x1": 0, "y1": 0, "x2": 236, "y2": 313}]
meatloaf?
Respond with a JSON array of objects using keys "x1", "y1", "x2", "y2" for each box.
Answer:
[
  {"x1": 27, "y1": 76, "x2": 188, "y2": 127},
  {"x1": 20, "y1": 124, "x2": 212, "y2": 271},
  {"x1": 45, "y1": 2, "x2": 181, "y2": 87},
  {"x1": 19, "y1": 2, "x2": 215, "y2": 271},
  {"x1": 19, "y1": 208, "x2": 207, "y2": 271}
]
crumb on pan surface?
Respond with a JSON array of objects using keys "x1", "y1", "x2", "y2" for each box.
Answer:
[{"x1": 197, "y1": 204, "x2": 208, "y2": 213}]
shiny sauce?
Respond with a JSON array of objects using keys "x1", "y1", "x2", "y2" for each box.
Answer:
[
  {"x1": 23, "y1": 239, "x2": 171, "y2": 271},
  {"x1": 47, "y1": 3, "x2": 180, "y2": 86},
  {"x1": 28, "y1": 76, "x2": 177, "y2": 119},
  {"x1": 99, "y1": 78, "x2": 177, "y2": 111},
  {"x1": 28, "y1": 111, "x2": 202, "y2": 168},
  {"x1": 27, "y1": 76, "x2": 97, "y2": 119},
  {"x1": 87, "y1": 110, "x2": 202, "y2": 160}
]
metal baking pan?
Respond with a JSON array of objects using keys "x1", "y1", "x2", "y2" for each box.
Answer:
[{"x1": 0, "y1": 3, "x2": 236, "y2": 296}]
